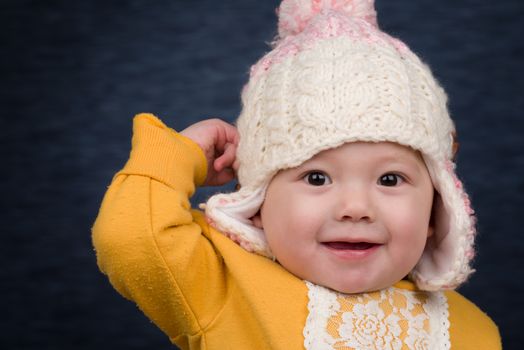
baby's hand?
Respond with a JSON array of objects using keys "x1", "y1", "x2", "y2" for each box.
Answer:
[{"x1": 181, "y1": 119, "x2": 239, "y2": 187}]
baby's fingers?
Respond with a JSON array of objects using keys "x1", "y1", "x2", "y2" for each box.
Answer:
[
  {"x1": 214, "y1": 142, "x2": 237, "y2": 173},
  {"x1": 211, "y1": 167, "x2": 236, "y2": 187}
]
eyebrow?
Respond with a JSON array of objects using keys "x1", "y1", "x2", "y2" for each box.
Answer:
[
  {"x1": 376, "y1": 152, "x2": 419, "y2": 163},
  {"x1": 374, "y1": 152, "x2": 426, "y2": 172},
  {"x1": 293, "y1": 147, "x2": 427, "y2": 174}
]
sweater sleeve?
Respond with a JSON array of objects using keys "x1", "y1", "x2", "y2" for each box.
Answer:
[{"x1": 92, "y1": 113, "x2": 228, "y2": 342}]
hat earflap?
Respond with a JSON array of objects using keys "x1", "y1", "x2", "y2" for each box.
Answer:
[
  {"x1": 203, "y1": 185, "x2": 273, "y2": 257},
  {"x1": 410, "y1": 157, "x2": 476, "y2": 290}
]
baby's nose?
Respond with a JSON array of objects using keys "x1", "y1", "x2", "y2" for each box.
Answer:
[{"x1": 335, "y1": 186, "x2": 374, "y2": 222}]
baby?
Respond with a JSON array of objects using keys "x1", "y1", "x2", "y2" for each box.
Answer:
[{"x1": 93, "y1": 0, "x2": 501, "y2": 349}]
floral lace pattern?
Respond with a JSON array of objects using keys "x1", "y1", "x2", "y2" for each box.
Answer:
[{"x1": 304, "y1": 282, "x2": 450, "y2": 350}]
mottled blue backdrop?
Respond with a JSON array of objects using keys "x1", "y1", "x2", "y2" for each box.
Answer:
[{"x1": 2, "y1": 0, "x2": 523, "y2": 349}]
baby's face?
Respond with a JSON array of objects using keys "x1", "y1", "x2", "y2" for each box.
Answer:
[{"x1": 258, "y1": 142, "x2": 434, "y2": 293}]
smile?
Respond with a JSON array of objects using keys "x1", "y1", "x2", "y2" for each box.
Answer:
[{"x1": 322, "y1": 241, "x2": 381, "y2": 260}]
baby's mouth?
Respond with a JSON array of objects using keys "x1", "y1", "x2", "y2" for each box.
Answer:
[{"x1": 323, "y1": 241, "x2": 379, "y2": 250}]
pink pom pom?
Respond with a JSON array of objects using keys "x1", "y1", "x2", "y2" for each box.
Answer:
[{"x1": 277, "y1": 0, "x2": 377, "y2": 39}]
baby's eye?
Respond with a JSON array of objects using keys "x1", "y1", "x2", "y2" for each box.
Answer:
[
  {"x1": 378, "y1": 173, "x2": 404, "y2": 187},
  {"x1": 304, "y1": 171, "x2": 332, "y2": 186}
]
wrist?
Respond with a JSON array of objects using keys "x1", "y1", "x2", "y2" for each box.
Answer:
[{"x1": 121, "y1": 113, "x2": 208, "y2": 189}]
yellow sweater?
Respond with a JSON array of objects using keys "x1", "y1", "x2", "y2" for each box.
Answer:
[{"x1": 92, "y1": 114, "x2": 501, "y2": 349}]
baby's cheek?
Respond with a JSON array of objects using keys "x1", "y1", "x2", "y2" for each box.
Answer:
[{"x1": 391, "y1": 208, "x2": 430, "y2": 241}]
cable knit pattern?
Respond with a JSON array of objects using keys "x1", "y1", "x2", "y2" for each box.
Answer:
[
  {"x1": 304, "y1": 282, "x2": 450, "y2": 350},
  {"x1": 237, "y1": 36, "x2": 452, "y2": 187},
  {"x1": 204, "y1": 0, "x2": 477, "y2": 290}
]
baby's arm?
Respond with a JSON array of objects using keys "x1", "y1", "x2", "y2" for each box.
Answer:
[{"x1": 92, "y1": 114, "x2": 238, "y2": 343}]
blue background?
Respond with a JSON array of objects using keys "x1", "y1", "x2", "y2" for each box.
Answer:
[{"x1": 2, "y1": 0, "x2": 523, "y2": 348}]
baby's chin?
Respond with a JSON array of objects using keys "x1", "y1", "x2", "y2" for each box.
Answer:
[
  {"x1": 273, "y1": 252, "x2": 409, "y2": 294},
  {"x1": 305, "y1": 274, "x2": 402, "y2": 295},
  {"x1": 325, "y1": 283, "x2": 383, "y2": 295}
]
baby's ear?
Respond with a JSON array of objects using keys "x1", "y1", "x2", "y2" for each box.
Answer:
[
  {"x1": 251, "y1": 211, "x2": 263, "y2": 229},
  {"x1": 427, "y1": 193, "x2": 438, "y2": 238},
  {"x1": 427, "y1": 225, "x2": 434, "y2": 238}
]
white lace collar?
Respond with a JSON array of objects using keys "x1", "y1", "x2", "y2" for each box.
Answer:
[{"x1": 303, "y1": 281, "x2": 450, "y2": 350}]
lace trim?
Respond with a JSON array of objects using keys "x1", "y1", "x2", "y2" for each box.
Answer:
[{"x1": 304, "y1": 282, "x2": 450, "y2": 350}]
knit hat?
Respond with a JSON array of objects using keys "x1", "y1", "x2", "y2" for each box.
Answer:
[{"x1": 203, "y1": 0, "x2": 476, "y2": 291}]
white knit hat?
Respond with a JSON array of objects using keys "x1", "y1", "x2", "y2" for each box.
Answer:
[{"x1": 204, "y1": 0, "x2": 476, "y2": 291}]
